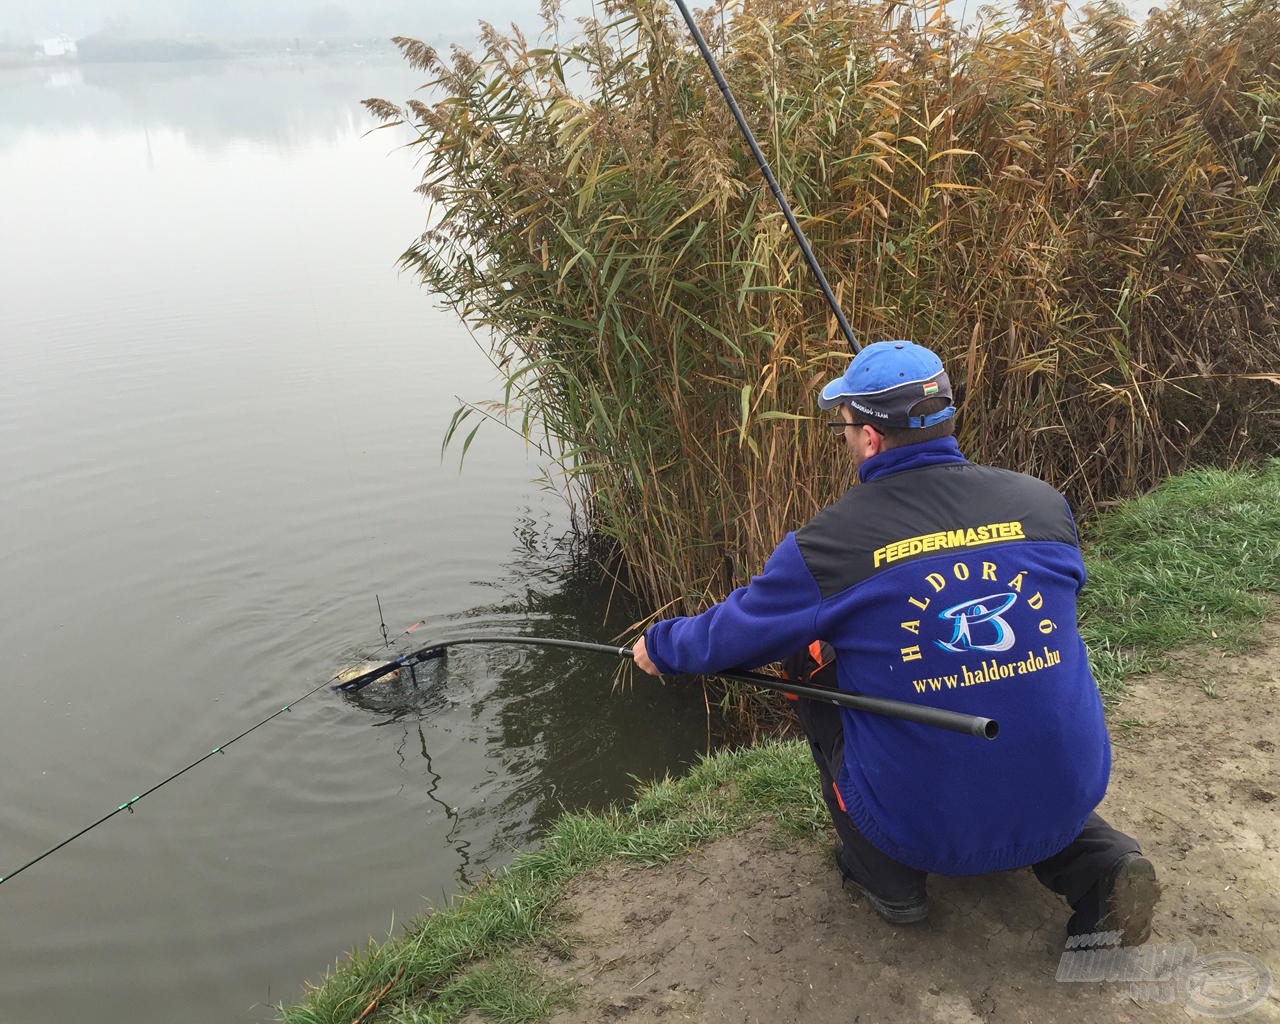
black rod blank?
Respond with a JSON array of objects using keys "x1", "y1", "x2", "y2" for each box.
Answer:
[
  {"x1": 334, "y1": 634, "x2": 999, "y2": 741},
  {"x1": 669, "y1": 0, "x2": 860, "y2": 352}
]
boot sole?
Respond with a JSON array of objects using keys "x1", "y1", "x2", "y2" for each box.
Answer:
[
  {"x1": 842, "y1": 877, "x2": 929, "y2": 924},
  {"x1": 1098, "y1": 855, "x2": 1159, "y2": 946}
]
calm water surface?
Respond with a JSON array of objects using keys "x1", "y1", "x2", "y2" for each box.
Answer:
[{"x1": 0, "y1": 55, "x2": 708, "y2": 1023}]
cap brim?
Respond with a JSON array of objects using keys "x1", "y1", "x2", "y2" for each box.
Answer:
[{"x1": 817, "y1": 382, "x2": 850, "y2": 410}]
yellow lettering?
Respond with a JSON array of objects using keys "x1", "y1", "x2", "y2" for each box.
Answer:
[
  {"x1": 1028, "y1": 591, "x2": 1044, "y2": 610},
  {"x1": 900, "y1": 620, "x2": 921, "y2": 635},
  {"x1": 868, "y1": 520, "x2": 1028, "y2": 565},
  {"x1": 953, "y1": 562, "x2": 970, "y2": 581},
  {"x1": 901, "y1": 645, "x2": 923, "y2": 662},
  {"x1": 1008, "y1": 571, "x2": 1025, "y2": 593},
  {"x1": 908, "y1": 595, "x2": 930, "y2": 612},
  {"x1": 926, "y1": 572, "x2": 946, "y2": 593},
  {"x1": 982, "y1": 561, "x2": 997, "y2": 581},
  {"x1": 1039, "y1": 619, "x2": 1056, "y2": 634}
]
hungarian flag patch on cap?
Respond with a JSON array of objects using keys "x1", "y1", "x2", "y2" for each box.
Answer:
[{"x1": 923, "y1": 380, "x2": 940, "y2": 396}]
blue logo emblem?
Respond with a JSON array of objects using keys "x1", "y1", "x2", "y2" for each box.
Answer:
[{"x1": 936, "y1": 592, "x2": 1018, "y2": 653}]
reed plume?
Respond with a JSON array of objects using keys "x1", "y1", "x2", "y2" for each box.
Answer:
[{"x1": 368, "y1": 0, "x2": 1280, "y2": 629}]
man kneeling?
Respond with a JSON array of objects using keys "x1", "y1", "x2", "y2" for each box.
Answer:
[{"x1": 632, "y1": 341, "x2": 1158, "y2": 944}]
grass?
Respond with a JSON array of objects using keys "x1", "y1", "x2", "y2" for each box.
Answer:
[
  {"x1": 1077, "y1": 459, "x2": 1280, "y2": 698},
  {"x1": 278, "y1": 460, "x2": 1280, "y2": 1024}
]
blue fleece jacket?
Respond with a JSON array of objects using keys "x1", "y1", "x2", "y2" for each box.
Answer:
[{"x1": 645, "y1": 438, "x2": 1111, "y2": 875}]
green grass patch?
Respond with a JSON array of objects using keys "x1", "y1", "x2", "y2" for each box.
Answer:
[
  {"x1": 396, "y1": 957, "x2": 575, "y2": 1024},
  {"x1": 280, "y1": 461, "x2": 1280, "y2": 1023},
  {"x1": 1078, "y1": 459, "x2": 1280, "y2": 698}
]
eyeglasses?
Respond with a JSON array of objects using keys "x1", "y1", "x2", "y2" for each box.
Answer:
[{"x1": 826, "y1": 419, "x2": 881, "y2": 434}]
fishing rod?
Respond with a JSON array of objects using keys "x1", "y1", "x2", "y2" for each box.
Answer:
[
  {"x1": 669, "y1": 0, "x2": 860, "y2": 353},
  {"x1": 0, "y1": 611, "x2": 423, "y2": 889},
  {"x1": 334, "y1": 634, "x2": 999, "y2": 741},
  {"x1": 0, "y1": 679, "x2": 336, "y2": 887},
  {"x1": 1, "y1": 625, "x2": 993, "y2": 887}
]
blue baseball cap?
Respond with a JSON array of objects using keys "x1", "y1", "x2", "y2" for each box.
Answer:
[{"x1": 818, "y1": 340, "x2": 955, "y2": 429}]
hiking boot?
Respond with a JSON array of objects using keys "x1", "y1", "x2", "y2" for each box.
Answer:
[
  {"x1": 1068, "y1": 852, "x2": 1159, "y2": 947},
  {"x1": 834, "y1": 842, "x2": 928, "y2": 925}
]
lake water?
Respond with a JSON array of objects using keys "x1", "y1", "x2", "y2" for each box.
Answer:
[{"x1": 0, "y1": 54, "x2": 709, "y2": 1023}]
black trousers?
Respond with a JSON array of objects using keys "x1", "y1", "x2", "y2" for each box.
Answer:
[{"x1": 793, "y1": 677, "x2": 1140, "y2": 908}]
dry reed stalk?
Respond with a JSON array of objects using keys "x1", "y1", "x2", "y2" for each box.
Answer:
[{"x1": 368, "y1": 0, "x2": 1280, "y2": 627}]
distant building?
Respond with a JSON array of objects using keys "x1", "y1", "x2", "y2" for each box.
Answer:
[{"x1": 42, "y1": 36, "x2": 77, "y2": 58}]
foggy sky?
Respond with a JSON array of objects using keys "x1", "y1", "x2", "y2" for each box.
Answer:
[
  {"x1": 0, "y1": 0, "x2": 593, "y2": 46},
  {"x1": 3, "y1": 0, "x2": 1164, "y2": 49}
]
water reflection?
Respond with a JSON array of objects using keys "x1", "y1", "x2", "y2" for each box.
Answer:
[
  {"x1": 399, "y1": 721, "x2": 473, "y2": 887},
  {"x1": 0, "y1": 51, "x2": 712, "y2": 1024},
  {"x1": 0, "y1": 51, "x2": 419, "y2": 151},
  {"x1": 342, "y1": 521, "x2": 713, "y2": 883}
]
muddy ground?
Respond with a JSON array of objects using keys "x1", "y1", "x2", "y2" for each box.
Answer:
[{"x1": 537, "y1": 621, "x2": 1279, "y2": 1023}]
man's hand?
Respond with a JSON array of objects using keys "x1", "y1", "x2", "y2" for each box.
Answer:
[{"x1": 631, "y1": 635, "x2": 662, "y2": 676}]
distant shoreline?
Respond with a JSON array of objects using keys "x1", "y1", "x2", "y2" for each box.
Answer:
[{"x1": 0, "y1": 37, "x2": 404, "y2": 69}]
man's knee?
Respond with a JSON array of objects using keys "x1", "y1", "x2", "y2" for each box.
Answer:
[{"x1": 1034, "y1": 812, "x2": 1144, "y2": 903}]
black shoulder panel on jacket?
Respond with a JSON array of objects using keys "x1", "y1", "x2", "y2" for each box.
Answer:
[{"x1": 794, "y1": 463, "x2": 1078, "y2": 599}]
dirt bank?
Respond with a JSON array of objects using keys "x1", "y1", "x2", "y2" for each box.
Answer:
[{"x1": 537, "y1": 622, "x2": 1280, "y2": 1023}]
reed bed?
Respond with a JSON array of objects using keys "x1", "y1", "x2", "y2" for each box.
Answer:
[{"x1": 368, "y1": 0, "x2": 1280, "y2": 623}]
